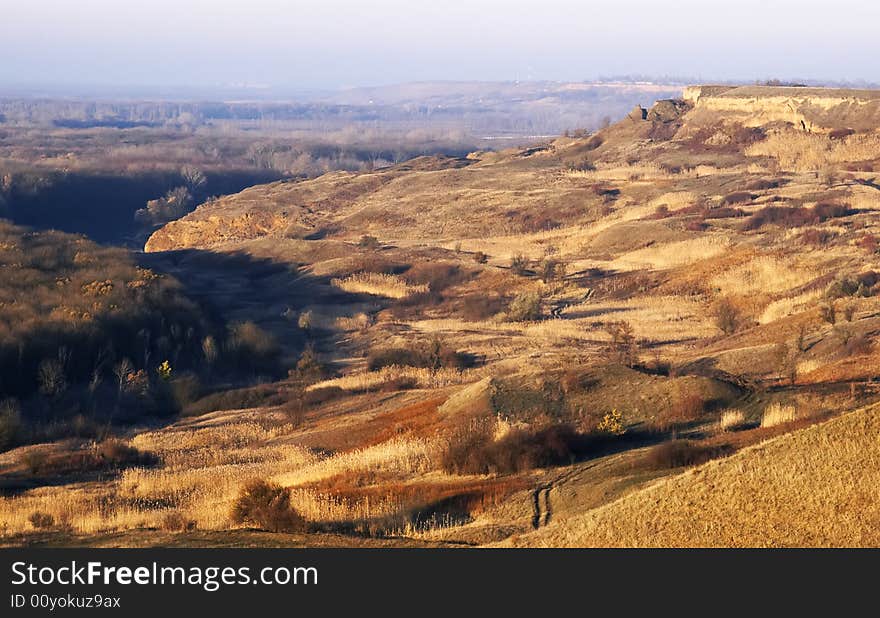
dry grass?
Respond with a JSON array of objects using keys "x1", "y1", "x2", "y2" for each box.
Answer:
[
  {"x1": 719, "y1": 409, "x2": 747, "y2": 432},
  {"x1": 305, "y1": 365, "x2": 483, "y2": 392},
  {"x1": 611, "y1": 236, "x2": 730, "y2": 271},
  {"x1": 331, "y1": 272, "x2": 429, "y2": 298},
  {"x1": 0, "y1": 418, "x2": 443, "y2": 535},
  {"x1": 795, "y1": 358, "x2": 824, "y2": 379},
  {"x1": 759, "y1": 289, "x2": 824, "y2": 324},
  {"x1": 272, "y1": 437, "x2": 439, "y2": 489},
  {"x1": 505, "y1": 402, "x2": 880, "y2": 547},
  {"x1": 746, "y1": 130, "x2": 880, "y2": 171},
  {"x1": 563, "y1": 295, "x2": 716, "y2": 343},
  {"x1": 760, "y1": 402, "x2": 797, "y2": 428},
  {"x1": 711, "y1": 256, "x2": 817, "y2": 296}
]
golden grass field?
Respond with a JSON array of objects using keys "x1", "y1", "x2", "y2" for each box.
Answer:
[{"x1": 5, "y1": 86, "x2": 880, "y2": 547}]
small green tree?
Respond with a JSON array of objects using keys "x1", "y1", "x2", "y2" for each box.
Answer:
[{"x1": 506, "y1": 292, "x2": 542, "y2": 321}]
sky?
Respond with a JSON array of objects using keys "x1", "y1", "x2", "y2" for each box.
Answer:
[{"x1": 1, "y1": 0, "x2": 878, "y2": 92}]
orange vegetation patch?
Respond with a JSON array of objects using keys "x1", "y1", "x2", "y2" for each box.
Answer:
[
  {"x1": 305, "y1": 476, "x2": 529, "y2": 517},
  {"x1": 359, "y1": 397, "x2": 448, "y2": 447}
]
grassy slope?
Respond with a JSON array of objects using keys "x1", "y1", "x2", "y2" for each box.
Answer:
[{"x1": 505, "y1": 402, "x2": 880, "y2": 547}]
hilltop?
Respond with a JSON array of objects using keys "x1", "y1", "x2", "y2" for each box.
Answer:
[{"x1": 5, "y1": 85, "x2": 880, "y2": 546}]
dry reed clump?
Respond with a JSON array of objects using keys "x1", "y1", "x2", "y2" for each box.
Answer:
[
  {"x1": 761, "y1": 402, "x2": 797, "y2": 428},
  {"x1": 331, "y1": 272, "x2": 429, "y2": 299},
  {"x1": 795, "y1": 359, "x2": 823, "y2": 380},
  {"x1": 719, "y1": 409, "x2": 747, "y2": 432}
]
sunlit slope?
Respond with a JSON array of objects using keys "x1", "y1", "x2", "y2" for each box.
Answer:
[{"x1": 506, "y1": 403, "x2": 880, "y2": 547}]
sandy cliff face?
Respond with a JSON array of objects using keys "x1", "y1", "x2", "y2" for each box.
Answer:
[{"x1": 684, "y1": 85, "x2": 880, "y2": 131}]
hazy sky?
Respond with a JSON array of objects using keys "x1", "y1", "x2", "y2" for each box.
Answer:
[{"x1": 2, "y1": 0, "x2": 878, "y2": 91}]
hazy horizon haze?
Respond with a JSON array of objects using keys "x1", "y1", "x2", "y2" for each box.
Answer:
[{"x1": 2, "y1": 0, "x2": 878, "y2": 92}]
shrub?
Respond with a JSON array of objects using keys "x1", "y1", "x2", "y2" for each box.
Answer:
[
  {"x1": 231, "y1": 480, "x2": 307, "y2": 533},
  {"x1": 161, "y1": 511, "x2": 197, "y2": 532},
  {"x1": 829, "y1": 128, "x2": 855, "y2": 140},
  {"x1": 703, "y1": 206, "x2": 746, "y2": 219},
  {"x1": 858, "y1": 234, "x2": 878, "y2": 254},
  {"x1": 37, "y1": 358, "x2": 67, "y2": 397},
  {"x1": 744, "y1": 203, "x2": 851, "y2": 231},
  {"x1": 95, "y1": 439, "x2": 158, "y2": 468},
  {"x1": 711, "y1": 297, "x2": 741, "y2": 335},
  {"x1": 135, "y1": 186, "x2": 193, "y2": 224},
  {"x1": 404, "y1": 262, "x2": 465, "y2": 292},
  {"x1": 20, "y1": 450, "x2": 49, "y2": 475},
  {"x1": 845, "y1": 332, "x2": 872, "y2": 356},
  {"x1": 28, "y1": 511, "x2": 55, "y2": 530},
  {"x1": 654, "y1": 393, "x2": 708, "y2": 431},
  {"x1": 460, "y1": 294, "x2": 506, "y2": 321},
  {"x1": 721, "y1": 191, "x2": 755, "y2": 205},
  {"x1": 301, "y1": 386, "x2": 346, "y2": 406},
  {"x1": 595, "y1": 409, "x2": 626, "y2": 435},
  {"x1": 441, "y1": 422, "x2": 577, "y2": 475},
  {"x1": 472, "y1": 251, "x2": 489, "y2": 264},
  {"x1": 584, "y1": 135, "x2": 604, "y2": 150},
  {"x1": 826, "y1": 274, "x2": 873, "y2": 300},
  {"x1": 801, "y1": 228, "x2": 836, "y2": 246},
  {"x1": 745, "y1": 178, "x2": 782, "y2": 191},
  {"x1": 813, "y1": 201, "x2": 850, "y2": 221},
  {"x1": 604, "y1": 321, "x2": 638, "y2": 366},
  {"x1": 760, "y1": 402, "x2": 797, "y2": 428},
  {"x1": 156, "y1": 360, "x2": 172, "y2": 381},
  {"x1": 685, "y1": 219, "x2": 708, "y2": 232},
  {"x1": 539, "y1": 259, "x2": 566, "y2": 284},
  {"x1": 646, "y1": 440, "x2": 734, "y2": 469},
  {"x1": 367, "y1": 338, "x2": 472, "y2": 371},
  {"x1": 505, "y1": 292, "x2": 542, "y2": 322},
  {"x1": 678, "y1": 394, "x2": 707, "y2": 422},
  {"x1": 279, "y1": 398, "x2": 306, "y2": 428},
  {"x1": 293, "y1": 343, "x2": 328, "y2": 382},
  {"x1": 378, "y1": 376, "x2": 419, "y2": 392},
  {"x1": 819, "y1": 302, "x2": 837, "y2": 325},
  {"x1": 510, "y1": 254, "x2": 530, "y2": 276},
  {"x1": 357, "y1": 235, "x2": 382, "y2": 250}
]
